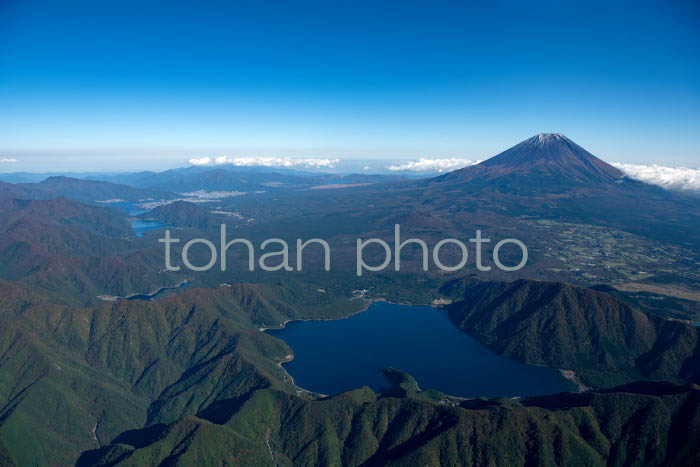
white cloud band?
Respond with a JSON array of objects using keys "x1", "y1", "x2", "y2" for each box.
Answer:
[
  {"x1": 387, "y1": 158, "x2": 480, "y2": 173},
  {"x1": 0, "y1": 158, "x2": 17, "y2": 163},
  {"x1": 189, "y1": 156, "x2": 340, "y2": 169},
  {"x1": 612, "y1": 162, "x2": 700, "y2": 192}
]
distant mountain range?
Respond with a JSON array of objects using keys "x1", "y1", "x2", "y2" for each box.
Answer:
[
  {"x1": 90, "y1": 166, "x2": 406, "y2": 193},
  {"x1": 0, "y1": 176, "x2": 176, "y2": 204},
  {"x1": 0, "y1": 168, "x2": 408, "y2": 206}
]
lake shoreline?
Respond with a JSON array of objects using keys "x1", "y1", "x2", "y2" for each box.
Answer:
[{"x1": 258, "y1": 296, "x2": 444, "y2": 333}]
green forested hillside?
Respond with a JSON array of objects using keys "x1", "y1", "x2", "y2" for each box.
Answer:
[
  {"x1": 0, "y1": 198, "x2": 183, "y2": 303},
  {"x1": 0, "y1": 280, "x2": 361, "y2": 466},
  {"x1": 2, "y1": 276, "x2": 699, "y2": 466},
  {"x1": 82, "y1": 382, "x2": 700, "y2": 467},
  {"x1": 447, "y1": 279, "x2": 700, "y2": 387},
  {"x1": 139, "y1": 201, "x2": 228, "y2": 230}
]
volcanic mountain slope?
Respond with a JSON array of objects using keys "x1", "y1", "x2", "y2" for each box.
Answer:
[
  {"x1": 444, "y1": 278, "x2": 700, "y2": 388},
  {"x1": 436, "y1": 133, "x2": 624, "y2": 184},
  {"x1": 207, "y1": 133, "x2": 699, "y2": 248},
  {"x1": 417, "y1": 133, "x2": 700, "y2": 249}
]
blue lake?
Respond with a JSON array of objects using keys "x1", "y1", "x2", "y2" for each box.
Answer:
[
  {"x1": 125, "y1": 281, "x2": 190, "y2": 301},
  {"x1": 108, "y1": 201, "x2": 148, "y2": 217},
  {"x1": 267, "y1": 301, "x2": 576, "y2": 398},
  {"x1": 104, "y1": 201, "x2": 167, "y2": 237},
  {"x1": 131, "y1": 219, "x2": 168, "y2": 237}
]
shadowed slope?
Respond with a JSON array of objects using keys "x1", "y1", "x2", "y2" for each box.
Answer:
[{"x1": 82, "y1": 382, "x2": 700, "y2": 467}]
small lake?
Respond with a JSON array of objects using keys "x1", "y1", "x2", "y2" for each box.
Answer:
[
  {"x1": 125, "y1": 281, "x2": 190, "y2": 301},
  {"x1": 267, "y1": 302, "x2": 576, "y2": 398},
  {"x1": 104, "y1": 201, "x2": 167, "y2": 237},
  {"x1": 131, "y1": 219, "x2": 168, "y2": 237},
  {"x1": 107, "y1": 201, "x2": 148, "y2": 217}
]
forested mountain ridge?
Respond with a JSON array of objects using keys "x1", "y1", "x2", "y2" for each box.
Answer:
[
  {"x1": 446, "y1": 278, "x2": 700, "y2": 387},
  {"x1": 0, "y1": 280, "x2": 364, "y2": 466},
  {"x1": 81, "y1": 382, "x2": 700, "y2": 467}
]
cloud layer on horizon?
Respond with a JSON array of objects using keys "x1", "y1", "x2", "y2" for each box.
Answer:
[
  {"x1": 612, "y1": 162, "x2": 700, "y2": 192},
  {"x1": 189, "y1": 156, "x2": 339, "y2": 169},
  {"x1": 0, "y1": 158, "x2": 17, "y2": 163},
  {"x1": 387, "y1": 158, "x2": 480, "y2": 173},
  {"x1": 186, "y1": 155, "x2": 700, "y2": 193}
]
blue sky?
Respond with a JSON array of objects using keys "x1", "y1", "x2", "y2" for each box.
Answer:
[{"x1": 0, "y1": 0, "x2": 699, "y2": 171}]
